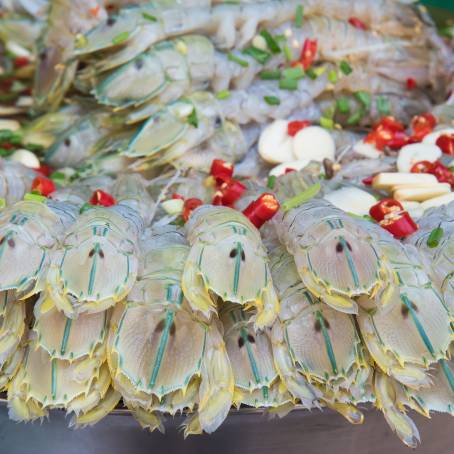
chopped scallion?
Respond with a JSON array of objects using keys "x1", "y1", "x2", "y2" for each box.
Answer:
[
  {"x1": 260, "y1": 30, "x2": 281, "y2": 53},
  {"x1": 282, "y1": 182, "x2": 321, "y2": 212},
  {"x1": 282, "y1": 66, "x2": 305, "y2": 80},
  {"x1": 279, "y1": 78, "x2": 298, "y2": 90},
  {"x1": 346, "y1": 109, "x2": 364, "y2": 125},
  {"x1": 339, "y1": 60, "x2": 353, "y2": 75},
  {"x1": 328, "y1": 69, "x2": 338, "y2": 83},
  {"x1": 427, "y1": 225, "x2": 443, "y2": 248},
  {"x1": 320, "y1": 117, "x2": 334, "y2": 129},
  {"x1": 242, "y1": 46, "x2": 271, "y2": 64},
  {"x1": 336, "y1": 97, "x2": 350, "y2": 114},
  {"x1": 283, "y1": 44, "x2": 293, "y2": 62},
  {"x1": 187, "y1": 108, "x2": 198, "y2": 128},
  {"x1": 259, "y1": 69, "x2": 281, "y2": 80},
  {"x1": 216, "y1": 90, "x2": 231, "y2": 100},
  {"x1": 267, "y1": 175, "x2": 276, "y2": 189},
  {"x1": 227, "y1": 52, "x2": 249, "y2": 67},
  {"x1": 376, "y1": 96, "x2": 391, "y2": 116},
  {"x1": 142, "y1": 12, "x2": 157, "y2": 22},
  {"x1": 295, "y1": 5, "x2": 304, "y2": 28},
  {"x1": 354, "y1": 91, "x2": 371, "y2": 110},
  {"x1": 264, "y1": 96, "x2": 280, "y2": 105},
  {"x1": 112, "y1": 31, "x2": 130, "y2": 45}
]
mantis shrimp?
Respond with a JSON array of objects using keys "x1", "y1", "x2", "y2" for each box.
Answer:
[
  {"x1": 268, "y1": 243, "x2": 370, "y2": 424},
  {"x1": 182, "y1": 204, "x2": 279, "y2": 329},
  {"x1": 108, "y1": 226, "x2": 234, "y2": 435},
  {"x1": 8, "y1": 293, "x2": 120, "y2": 426},
  {"x1": 47, "y1": 173, "x2": 154, "y2": 317}
]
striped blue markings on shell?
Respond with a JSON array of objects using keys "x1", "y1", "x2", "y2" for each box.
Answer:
[
  {"x1": 51, "y1": 358, "x2": 57, "y2": 400},
  {"x1": 60, "y1": 318, "x2": 72, "y2": 356},
  {"x1": 440, "y1": 359, "x2": 454, "y2": 394},
  {"x1": 148, "y1": 284, "x2": 183, "y2": 389},
  {"x1": 339, "y1": 236, "x2": 360, "y2": 288},
  {"x1": 401, "y1": 294, "x2": 435, "y2": 357},
  {"x1": 316, "y1": 310, "x2": 338, "y2": 375},
  {"x1": 87, "y1": 242, "x2": 101, "y2": 296},
  {"x1": 233, "y1": 242, "x2": 243, "y2": 296}
]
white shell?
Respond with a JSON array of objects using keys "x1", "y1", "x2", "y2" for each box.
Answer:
[
  {"x1": 396, "y1": 143, "x2": 441, "y2": 173},
  {"x1": 258, "y1": 120, "x2": 294, "y2": 164},
  {"x1": 324, "y1": 187, "x2": 376, "y2": 216},
  {"x1": 292, "y1": 126, "x2": 335, "y2": 162}
]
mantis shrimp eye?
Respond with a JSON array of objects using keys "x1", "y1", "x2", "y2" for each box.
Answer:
[
  {"x1": 107, "y1": 17, "x2": 116, "y2": 26},
  {"x1": 238, "y1": 337, "x2": 244, "y2": 348},
  {"x1": 64, "y1": 138, "x2": 71, "y2": 147},
  {"x1": 335, "y1": 240, "x2": 353, "y2": 253},
  {"x1": 247, "y1": 334, "x2": 255, "y2": 343},
  {"x1": 229, "y1": 247, "x2": 246, "y2": 261},
  {"x1": 229, "y1": 249, "x2": 237, "y2": 258}
]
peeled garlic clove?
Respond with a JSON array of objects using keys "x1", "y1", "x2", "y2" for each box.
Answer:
[
  {"x1": 0, "y1": 119, "x2": 20, "y2": 131},
  {"x1": 397, "y1": 143, "x2": 441, "y2": 172},
  {"x1": 373, "y1": 172, "x2": 438, "y2": 190},
  {"x1": 423, "y1": 128, "x2": 454, "y2": 145},
  {"x1": 324, "y1": 187, "x2": 376, "y2": 216},
  {"x1": 10, "y1": 149, "x2": 40, "y2": 169},
  {"x1": 161, "y1": 199, "x2": 184, "y2": 215},
  {"x1": 421, "y1": 192, "x2": 454, "y2": 210},
  {"x1": 292, "y1": 126, "x2": 335, "y2": 162},
  {"x1": 258, "y1": 120, "x2": 294, "y2": 164},
  {"x1": 269, "y1": 159, "x2": 309, "y2": 177},
  {"x1": 353, "y1": 141, "x2": 381, "y2": 159}
]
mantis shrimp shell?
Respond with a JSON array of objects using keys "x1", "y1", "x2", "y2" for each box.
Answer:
[
  {"x1": 108, "y1": 227, "x2": 234, "y2": 435},
  {"x1": 220, "y1": 303, "x2": 293, "y2": 411},
  {"x1": 0, "y1": 291, "x2": 26, "y2": 390},
  {"x1": 182, "y1": 205, "x2": 279, "y2": 329},
  {"x1": 357, "y1": 240, "x2": 453, "y2": 390},
  {"x1": 0, "y1": 199, "x2": 78, "y2": 297},
  {"x1": 269, "y1": 245, "x2": 368, "y2": 423},
  {"x1": 0, "y1": 160, "x2": 36, "y2": 205},
  {"x1": 273, "y1": 199, "x2": 395, "y2": 314}
]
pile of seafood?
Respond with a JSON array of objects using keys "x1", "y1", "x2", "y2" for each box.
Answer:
[{"x1": 1, "y1": 0, "x2": 454, "y2": 448}]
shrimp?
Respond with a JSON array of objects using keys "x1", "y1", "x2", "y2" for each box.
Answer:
[
  {"x1": 34, "y1": 0, "x2": 106, "y2": 111},
  {"x1": 47, "y1": 174, "x2": 154, "y2": 317},
  {"x1": 0, "y1": 160, "x2": 37, "y2": 206}
]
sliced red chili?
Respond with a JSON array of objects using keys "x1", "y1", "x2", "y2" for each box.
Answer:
[
  {"x1": 369, "y1": 198, "x2": 403, "y2": 222},
  {"x1": 380, "y1": 212, "x2": 418, "y2": 238},
  {"x1": 89, "y1": 189, "x2": 116, "y2": 207},
  {"x1": 182, "y1": 198, "x2": 203, "y2": 222},
  {"x1": 299, "y1": 39, "x2": 318, "y2": 70},
  {"x1": 362, "y1": 176, "x2": 373, "y2": 186},
  {"x1": 436, "y1": 133, "x2": 454, "y2": 155},
  {"x1": 35, "y1": 164, "x2": 53, "y2": 177},
  {"x1": 406, "y1": 78, "x2": 417, "y2": 90},
  {"x1": 374, "y1": 116, "x2": 405, "y2": 133},
  {"x1": 410, "y1": 160, "x2": 434, "y2": 174},
  {"x1": 14, "y1": 56, "x2": 30, "y2": 68},
  {"x1": 242, "y1": 193, "x2": 280, "y2": 228},
  {"x1": 172, "y1": 193, "x2": 184, "y2": 200},
  {"x1": 217, "y1": 179, "x2": 246, "y2": 206},
  {"x1": 210, "y1": 159, "x2": 234, "y2": 184},
  {"x1": 431, "y1": 161, "x2": 454, "y2": 187},
  {"x1": 287, "y1": 120, "x2": 311, "y2": 137},
  {"x1": 348, "y1": 17, "x2": 367, "y2": 30},
  {"x1": 410, "y1": 113, "x2": 437, "y2": 142},
  {"x1": 31, "y1": 176, "x2": 56, "y2": 197}
]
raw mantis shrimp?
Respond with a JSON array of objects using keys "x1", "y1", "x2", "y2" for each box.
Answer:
[
  {"x1": 108, "y1": 226, "x2": 234, "y2": 435},
  {"x1": 182, "y1": 204, "x2": 279, "y2": 329},
  {"x1": 47, "y1": 174, "x2": 154, "y2": 317}
]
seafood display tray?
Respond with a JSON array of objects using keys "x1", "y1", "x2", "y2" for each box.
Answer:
[{"x1": 0, "y1": 400, "x2": 451, "y2": 454}]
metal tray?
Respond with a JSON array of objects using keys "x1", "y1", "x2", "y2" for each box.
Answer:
[{"x1": 0, "y1": 402, "x2": 453, "y2": 454}]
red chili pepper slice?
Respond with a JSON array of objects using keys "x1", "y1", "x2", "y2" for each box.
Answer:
[
  {"x1": 217, "y1": 179, "x2": 246, "y2": 206},
  {"x1": 410, "y1": 113, "x2": 437, "y2": 142},
  {"x1": 379, "y1": 212, "x2": 418, "y2": 238},
  {"x1": 369, "y1": 198, "x2": 403, "y2": 222},
  {"x1": 14, "y1": 56, "x2": 30, "y2": 68},
  {"x1": 410, "y1": 160, "x2": 434, "y2": 174},
  {"x1": 35, "y1": 164, "x2": 53, "y2": 177},
  {"x1": 89, "y1": 189, "x2": 116, "y2": 207},
  {"x1": 242, "y1": 193, "x2": 280, "y2": 228},
  {"x1": 386, "y1": 131, "x2": 410, "y2": 150},
  {"x1": 299, "y1": 39, "x2": 318, "y2": 70},
  {"x1": 285, "y1": 168, "x2": 296, "y2": 174},
  {"x1": 1, "y1": 143, "x2": 15, "y2": 150},
  {"x1": 406, "y1": 78, "x2": 417, "y2": 90},
  {"x1": 374, "y1": 116, "x2": 405, "y2": 133},
  {"x1": 31, "y1": 176, "x2": 56, "y2": 197},
  {"x1": 436, "y1": 133, "x2": 454, "y2": 155},
  {"x1": 431, "y1": 161, "x2": 454, "y2": 187},
  {"x1": 348, "y1": 17, "x2": 367, "y2": 30},
  {"x1": 362, "y1": 176, "x2": 373, "y2": 186},
  {"x1": 172, "y1": 193, "x2": 184, "y2": 200},
  {"x1": 182, "y1": 198, "x2": 203, "y2": 222},
  {"x1": 210, "y1": 159, "x2": 234, "y2": 184},
  {"x1": 287, "y1": 120, "x2": 312, "y2": 137}
]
